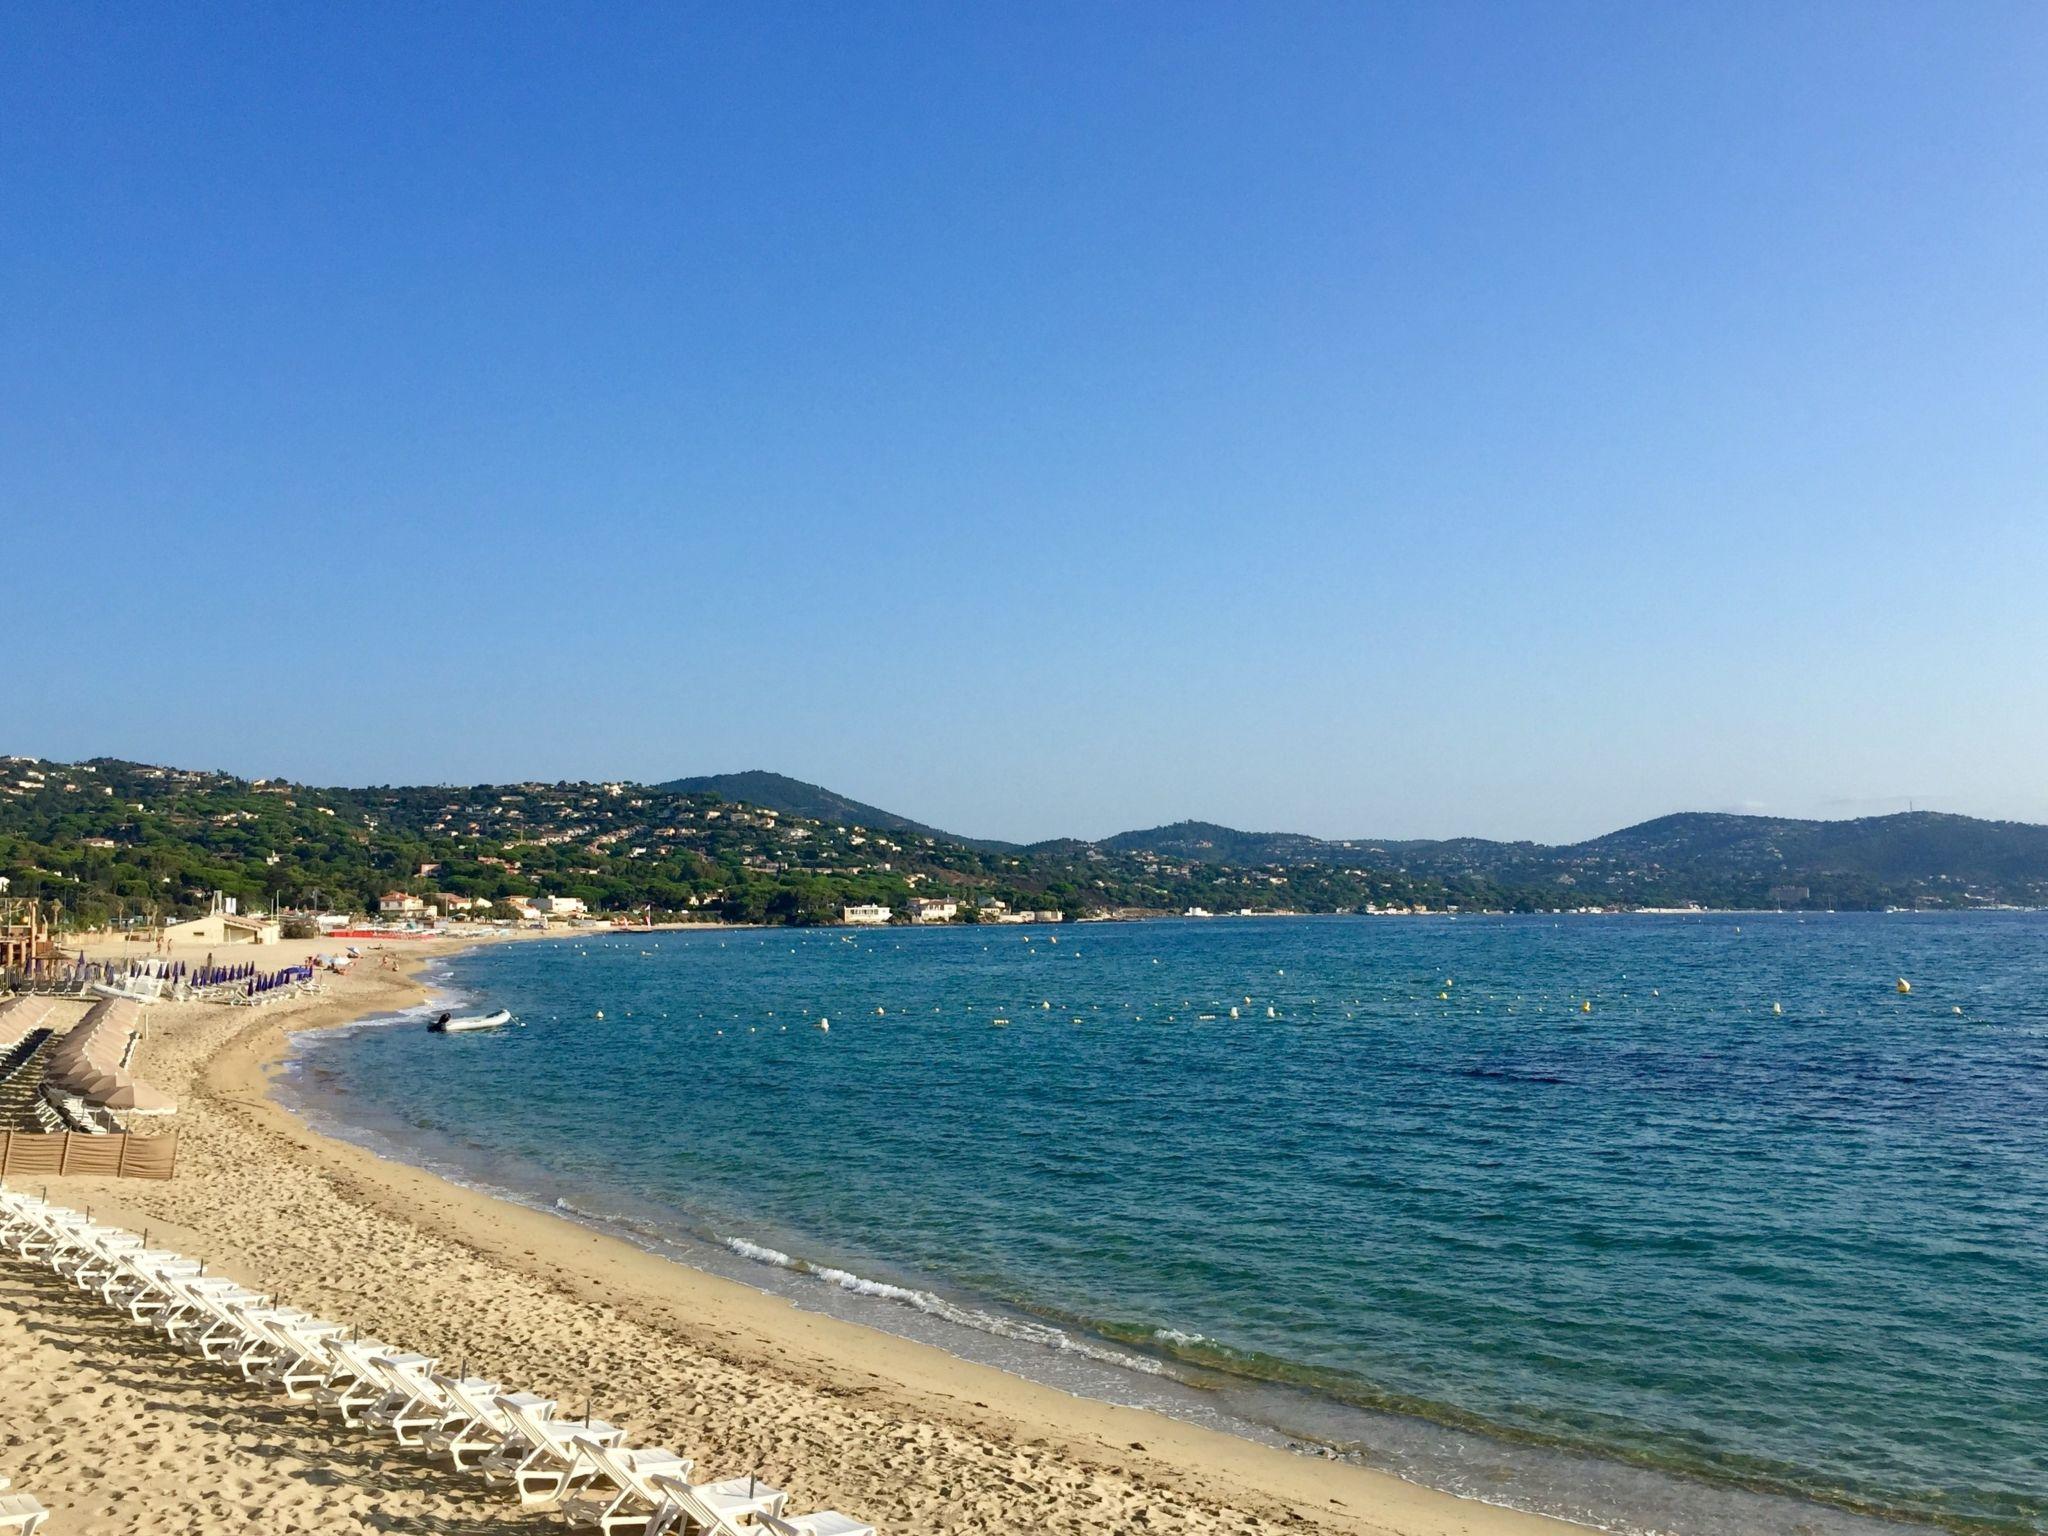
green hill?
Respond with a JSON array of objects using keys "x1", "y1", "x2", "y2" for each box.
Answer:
[
  {"x1": 4, "y1": 755, "x2": 2043, "y2": 928},
  {"x1": 1100, "y1": 809, "x2": 2048, "y2": 907},
  {"x1": 654, "y1": 771, "x2": 1008, "y2": 850}
]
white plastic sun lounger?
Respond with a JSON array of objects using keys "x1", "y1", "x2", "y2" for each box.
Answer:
[
  {"x1": 230, "y1": 1305, "x2": 343, "y2": 1385},
  {"x1": 484, "y1": 1393, "x2": 623, "y2": 1508},
  {"x1": 115, "y1": 1254, "x2": 207, "y2": 1324},
  {"x1": 243, "y1": 1312, "x2": 350, "y2": 1399},
  {"x1": 360, "y1": 1352, "x2": 454, "y2": 1444},
  {"x1": 55, "y1": 1225, "x2": 143, "y2": 1286},
  {"x1": 312, "y1": 1334, "x2": 399, "y2": 1423},
  {"x1": 646, "y1": 1470, "x2": 789, "y2": 1536},
  {"x1": 98, "y1": 1248, "x2": 193, "y2": 1308},
  {"x1": 0, "y1": 1491, "x2": 49, "y2": 1536},
  {"x1": 559, "y1": 1436, "x2": 693, "y2": 1535},
  {"x1": 38, "y1": 1213, "x2": 116, "y2": 1271},
  {"x1": 151, "y1": 1272, "x2": 247, "y2": 1337},
  {"x1": 421, "y1": 1375, "x2": 526, "y2": 1470},
  {"x1": 12, "y1": 1206, "x2": 86, "y2": 1261},
  {"x1": 160, "y1": 1276, "x2": 266, "y2": 1349},
  {"x1": 185, "y1": 1286, "x2": 278, "y2": 1361}
]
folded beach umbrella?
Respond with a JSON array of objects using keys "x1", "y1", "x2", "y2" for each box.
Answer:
[{"x1": 99, "y1": 1081, "x2": 175, "y2": 1113}]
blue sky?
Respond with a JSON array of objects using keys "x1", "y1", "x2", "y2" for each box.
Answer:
[{"x1": 6, "y1": 3, "x2": 2045, "y2": 843}]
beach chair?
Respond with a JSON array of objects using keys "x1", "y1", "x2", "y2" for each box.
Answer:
[
  {"x1": 421, "y1": 1376, "x2": 526, "y2": 1470},
  {"x1": 96, "y1": 1247, "x2": 192, "y2": 1308},
  {"x1": 62, "y1": 1227, "x2": 145, "y2": 1289},
  {"x1": 12, "y1": 1206, "x2": 86, "y2": 1261},
  {"x1": 312, "y1": 1334, "x2": 399, "y2": 1423},
  {"x1": 229, "y1": 1304, "x2": 342, "y2": 1383},
  {"x1": 361, "y1": 1352, "x2": 456, "y2": 1445},
  {"x1": 484, "y1": 1394, "x2": 623, "y2": 1509},
  {"x1": 114, "y1": 1254, "x2": 207, "y2": 1324},
  {"x1": 241, "y1": 1310, "x2": 350, "y2": 1392},
  {"x1": 759, "y1": 1514, "x2": 874, "y2": 1536},
  {"x1": 26, "y1": 1211, "x2": 98, "y2": 1271},
  {"x1": 185, "y1": 1286, "x2": 278, "y2": 1362},
  {"x1": 558, "y1": 1436, "x2": 692, "y2": 1535},
  {"x1": 646, "y1": 1471, "x2": 789, "y2": 1535},
  {"x1": 160, "y1": 1278, "x2": 265, "y2": 1351},
  {"x1": 0, "y1": 1491, "x2": 49, "y2": 1536},
  {"x1": 0, "y1": 1191, "x2": 40, "y2": 1245}
]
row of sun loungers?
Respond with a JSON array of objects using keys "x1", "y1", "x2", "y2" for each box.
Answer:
[
  {"x1": 0, "y1": 997, "x2": 61, "y2": 1074},
  {"x1": 0, "y1": 999, "x2": 60, "y2": 1131},
  {"x1": 0, "y1": 1188, "x2": 872, "y2": 1536},
  {"x1": 36, "y1": 1000, "x2": 174, "y2": 1118}
]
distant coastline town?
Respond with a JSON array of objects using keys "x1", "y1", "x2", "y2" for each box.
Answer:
[{"x1": 3, "y1": 756, "x2": 2045, "y2": 963}]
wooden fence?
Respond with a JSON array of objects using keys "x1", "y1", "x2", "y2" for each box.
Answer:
[{"x1": 0, "y1": 1130, "x2": 178, "y2": 1180}]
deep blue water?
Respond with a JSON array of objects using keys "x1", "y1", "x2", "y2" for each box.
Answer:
[{"x1": 288, "y1": 914, "x2": 2048, "y2": 1534}]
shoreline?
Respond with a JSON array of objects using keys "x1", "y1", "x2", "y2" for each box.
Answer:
[
  {"x1": 306, "y1": 934, "x2": 1969, "y2": 1536},
  {"x1": 234, "y1": 944, "x2": 1582, "y2": 1533},
  {"x1": 17, "y1": 933, "x2": 1582, "y2": 1535}
]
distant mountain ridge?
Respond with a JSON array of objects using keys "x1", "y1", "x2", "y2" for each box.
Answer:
[
  {"x1": 657, "y1": 771, "x2": 2048, "y2": 906},
  {"x1": 1097, "y1": 809, "x2": 2048, "y2": 901}
]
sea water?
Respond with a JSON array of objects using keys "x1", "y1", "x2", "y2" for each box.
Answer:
[{"x1": 280, "y1": 913, "x2": 2048, "y2": 1534}]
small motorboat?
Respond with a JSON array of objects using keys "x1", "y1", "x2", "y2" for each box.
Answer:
[{"x1": 429, "y1": 1008, "x2": 512, "y2": 1034}]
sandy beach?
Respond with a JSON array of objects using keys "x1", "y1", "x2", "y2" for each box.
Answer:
[{"x1": 3, "y1": 933, "x2": 1578, "y2": 1535}]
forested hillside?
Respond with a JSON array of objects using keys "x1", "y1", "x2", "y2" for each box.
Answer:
[{"x1": 3, "y1": 757, "x2": 2039, "y2": 928}]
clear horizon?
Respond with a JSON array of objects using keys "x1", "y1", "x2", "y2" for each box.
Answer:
[{"x1": 9, "y1": 4, "x2": 2046, "y2": 844}]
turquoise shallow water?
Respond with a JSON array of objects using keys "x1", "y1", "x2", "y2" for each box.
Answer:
[{"x1": 288, "y1": 914, "x2": 2048, "y2": 1533}]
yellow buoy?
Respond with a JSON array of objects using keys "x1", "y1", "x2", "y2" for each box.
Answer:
[
  {"x1": 1772, "y1": 1002, "x2": 1783, "y2": 1015},
  {"x1": 595, "y1": 1010, "x2": 604, "y2": 1019},
  {"x1": 1438, "y1": 991, "x2": 1449, "y2": 1001},
  {"x1": 1581, "y1": 1000, "x2": 1592, "y2": 1013},
  {"x1": 1952, "y1": 1005, "x2": 1963, "y2": 1015},
  {"x1": 1896, "y1": 978, "x2": 1911, "y2": 994}
]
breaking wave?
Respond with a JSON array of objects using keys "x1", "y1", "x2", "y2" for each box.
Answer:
[{"x1": 718, "y1": 1236, "x2": 1171, "y2": 1376}]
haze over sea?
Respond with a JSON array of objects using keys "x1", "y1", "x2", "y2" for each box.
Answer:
[{"x1": 287, "y1": 914, "x2": 2047, "y2": 1535}]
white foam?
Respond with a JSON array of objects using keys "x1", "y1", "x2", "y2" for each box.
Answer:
[
  {"x1": 719, "y1": 1236, "x2": 1169, "y2": 1376},
  {"x1": 722, "y1": 1235, "x2": 795, "y2": 1267}
]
